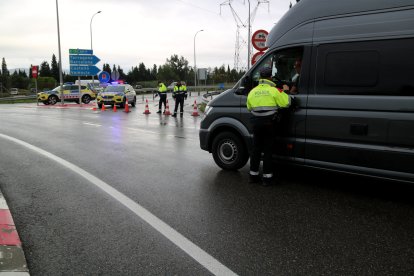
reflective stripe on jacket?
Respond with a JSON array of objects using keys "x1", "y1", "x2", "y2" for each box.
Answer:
[
  {"x1": 246, "y1": 79, "x2": 291, "y2": 117},
  {"x1": 173, "y1": 85, "x2": 186, "y2": 95}
]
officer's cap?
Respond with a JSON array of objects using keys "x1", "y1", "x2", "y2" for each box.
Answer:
[{"x1": 259, "y1": 67, "x2": 272, "y2": 78}]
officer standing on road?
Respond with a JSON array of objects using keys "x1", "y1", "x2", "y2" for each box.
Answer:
[
  {"x1": 172, "y1": 81, "x2": 187, "y2": 117},
  {"x1": 181, "y1": 81, "x2": 188, "y2": 100},
  {"x1": 247, "y1": 67, "x2": 291, "y2": 186},
  {"x1": 156, "y1": 81, "x2": 168, "y2": 114}
]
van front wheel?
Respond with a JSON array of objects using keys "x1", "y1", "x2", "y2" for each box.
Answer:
[{"x1": 212, "y1": 131, "x2": 248, "y2": 170}]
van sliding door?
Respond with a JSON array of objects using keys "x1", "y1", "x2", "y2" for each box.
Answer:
[{"x1": 306, "y1": 39, "x2": 414, "y2": 181}]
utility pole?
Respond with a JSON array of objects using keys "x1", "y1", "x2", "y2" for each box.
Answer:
[{"x1": 220, "y1": 0, "x2": 269, "y2": 71}]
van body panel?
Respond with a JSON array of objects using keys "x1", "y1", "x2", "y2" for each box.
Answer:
[
  {"x1": 266, "y1": 0, "x2": 414, "y2": 49},
  {"x1": 200, "y1": 0, "x2": 414, "y2": 182},
  {"x1": 267, "y1": 22, "x2": 314, "y2": 49},
  {"x1": 313, "y1": 8, "x2": 414, "y2": 43}
]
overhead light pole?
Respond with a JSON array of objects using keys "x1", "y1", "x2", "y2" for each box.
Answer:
[
  {"x1": 194, "y1": 29, "x2": 204, "y2": 94},
  {"x1": 247, "y1": 0, "x2": 251, "y2": 70},
  {"x1": 55, "y1": 0, "x2": 64, "y2": 105},
  {"x1": 90, "y1": 11, "x2": 101, "y2": 86}
]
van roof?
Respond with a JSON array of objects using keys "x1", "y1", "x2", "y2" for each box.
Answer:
[{"x1": 266, "y1": 0, "x2": 414, "y2": 48}]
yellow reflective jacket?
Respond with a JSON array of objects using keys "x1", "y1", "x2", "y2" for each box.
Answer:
[
  {"x1": 173, "y1": 85, "x2": 186, "y2": 95},
  {"x1": 158, "y1": 83, "x2": 167, "y2": 93},
  {"x1": 246, "y1": 79, "x2": 291, "y2": 117}
]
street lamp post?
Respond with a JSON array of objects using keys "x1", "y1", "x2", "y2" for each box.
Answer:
[
  {"x1": 247, "y1": 0, "x2": 251, "y2": 70},
  {"x1": 90, "y1": 11, "x2": 101, "y2": 85},
  {"x1": 55, "y1": 0, "x2": 64, "y2": 105},
  {"x1": 194, "y1": 29, "x2": 204, "y2": 95}
]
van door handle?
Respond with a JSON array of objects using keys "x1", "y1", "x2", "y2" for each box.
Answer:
[{"x1": 350, "y1": 123, "x2": 368, "y2": 136}]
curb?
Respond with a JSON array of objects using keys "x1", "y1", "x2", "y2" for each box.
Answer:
[{"x1": 0, "y1": 190, "x2": 30, "y2": 275}]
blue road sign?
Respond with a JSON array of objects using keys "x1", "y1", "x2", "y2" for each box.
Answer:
[
  {"x1": 69, "y1": 49, "x2": 93, "y2": 55},
  {"x1": 98, "y1": 71, "x2": 110, "y2": 83},
  {"x1": 70, "y1": 65, "x2": 100, "y2": 76},
  {"x1": 69, "y1": 55, "x2": 100, "y2": 65}
]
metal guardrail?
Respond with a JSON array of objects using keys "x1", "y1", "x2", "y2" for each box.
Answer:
[{"x1": 0, "y1": 95, "x2": 37, "y2": 102}]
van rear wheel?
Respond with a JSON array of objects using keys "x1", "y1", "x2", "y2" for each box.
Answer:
[{"x1": 212, "y1": 131, "x2": 248, "y2": 170}]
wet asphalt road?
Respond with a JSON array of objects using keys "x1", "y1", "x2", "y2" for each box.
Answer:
[{"x1": 0, "y1": 99, "x2": 413, "y2": 275}]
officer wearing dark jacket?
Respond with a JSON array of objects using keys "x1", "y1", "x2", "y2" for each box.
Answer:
[{"x1": 246, "y1": 67, "x2": 291, "y2": 186}]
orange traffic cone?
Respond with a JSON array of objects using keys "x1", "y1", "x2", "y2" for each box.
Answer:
[
  {"x1": 143, "y1": 99, "x2": 151, "y2": 114},
  {"x1": 124, "y1": 98, "x2": 130, "y2": 113},
  {"x1": 113, "y1": 104, "x2": 117, "y2": 112},
  {"x1": 101, "y1": 103, "x2": 106, "y2": 111},
  {"x1": 164, "y1": 100, "x2": 171, "y2": 115},
  {"x1": 92, "y1": 100, "x2": 98, "y2": 111},
  {"x1": 191, "y1": 100, "x2": 199, "y2": 116}
]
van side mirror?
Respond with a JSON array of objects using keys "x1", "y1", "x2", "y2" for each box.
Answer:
[{"x1": 235, "y1": 76, "x2": 250, "y2": 95}]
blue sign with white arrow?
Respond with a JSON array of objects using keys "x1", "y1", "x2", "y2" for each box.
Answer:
[
  {"x1": 69, "y1": 55, "x2": 100, "y2": 65},
  {"x1": 70, "y1": 65, "x2": 100, "y2": 76}
]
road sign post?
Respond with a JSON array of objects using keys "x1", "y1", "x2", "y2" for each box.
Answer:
[
  {"x1": 251, "y1": 51, "x2": 265, "y2": 65},
  {"x1": 69, "y1": 48, "x2": 101, "y2": 105},
  {"x1": 252, "y1": 29, "x2": 269, "y2": 51},
  {"x1": 251, "y1": 30, "x2": 269, "y2": 66}
]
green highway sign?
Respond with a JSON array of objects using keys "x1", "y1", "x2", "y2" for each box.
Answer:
[{"x1": 69, "y1": 49, "x2": 93, "y2": 55}]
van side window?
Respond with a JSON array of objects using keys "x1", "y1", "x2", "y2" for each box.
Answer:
[
  {"x1": 250, "y1": 47, "x2": 303, "y2": 93},
  {"x1": 315, "y1": 38, "x2": 414, "y2": 96}
]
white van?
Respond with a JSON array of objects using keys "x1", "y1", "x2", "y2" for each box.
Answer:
[{"x1": 10, "y1": 88, "x2": 18, "y2": 95}]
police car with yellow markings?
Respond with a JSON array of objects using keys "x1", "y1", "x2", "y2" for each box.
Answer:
[
  {"x1": 96, "y1": 83, "x2": 136, "y2": 109},
  {"x1": 37, "y1": 83, "x2": 96, "y2": 105}
]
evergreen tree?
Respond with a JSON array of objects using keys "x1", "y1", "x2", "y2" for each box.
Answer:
[
  {"x1": 39, "y1": 61, "x2": 51, "y2": 77},
  {"x1": 138, "y1": 62, "x2": 147, "y2": 80},
  {"x1": 1, "y1": 57, "x2": 10, "y2": 89},
  {"x1": 102, "y1": 63, "x2": 111, "y2": 74},
  {"x1": 151, "y1": 64, "x2": 157, "y2": 80},
  {"x1": 51, "y1": 54, "x2": 59, "y2": 81},
  {"x1": 1, "y1": 58, "x2": 9, "y2": 78},
  {"x1": 117, "y1": 65, "x2": 126, "y2": 81}
]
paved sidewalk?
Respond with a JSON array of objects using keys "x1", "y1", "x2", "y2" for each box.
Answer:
[{"x1": 0, "y1": 190, "x2": 29, "y2": 275}]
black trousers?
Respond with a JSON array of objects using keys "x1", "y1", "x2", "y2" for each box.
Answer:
[
  {"x1": 158, "y1": 94, "x2": 167, "y2": 110},
  {"x1": 249, "y1": 116, "x2": 276, "y2": 176},
  {"x1": 173, "y1": 94, "x2": 185, "y2": 114}
]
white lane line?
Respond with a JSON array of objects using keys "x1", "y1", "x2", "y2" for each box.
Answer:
[
  {"x1": 0, "y1": 133, "x2": 237, "y2": 276},
  {"x1": 83, "y1": 122, "x2": 102, "y2": 127}
]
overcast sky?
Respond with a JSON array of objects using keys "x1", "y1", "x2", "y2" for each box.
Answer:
[{"x1": 0, "y1": 0, "x2": 292, "y2": 72}]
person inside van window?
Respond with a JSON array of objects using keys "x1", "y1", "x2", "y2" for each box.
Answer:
[{"x1": 283, "y1": 59, "x2": 301, "y2": 94}]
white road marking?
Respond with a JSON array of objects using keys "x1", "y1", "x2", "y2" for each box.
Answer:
[
  {"x1": 0, "y1": 133, "x2": 237, "y2": 276},
  {"x1": 82, "y1": 122, "x2": 102, "y2": 127}
]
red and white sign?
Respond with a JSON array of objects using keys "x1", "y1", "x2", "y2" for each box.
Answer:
[
  {"x1": 251, "y1": 29, "x2": 269, "y2": 51},
  {"x1": 251, "y1": 51, "x2": 265, "y2": 65},
  {"x1": 31, "y1": 65, "x2": 39, "y2": 79}
]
